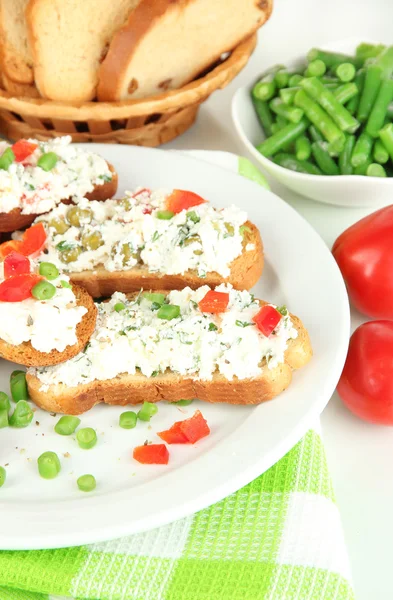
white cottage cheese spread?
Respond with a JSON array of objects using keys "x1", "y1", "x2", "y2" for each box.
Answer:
[
  {"x1": 0, "y1": 261, "x2": 87, "y2": 353},
  {"x1": 0, "y1": 136, "x2": 111, "y2": 215},
  {"x1": 37, "y1": 188, "x2": 252, "y2": 278},
  {"x1": 30, "y1": 285, "x2": 298, "y2": 389}
]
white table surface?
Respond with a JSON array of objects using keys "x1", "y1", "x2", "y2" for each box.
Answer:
[{"x1": 163, "y1": 1, "x2": 393, "y2": 598}]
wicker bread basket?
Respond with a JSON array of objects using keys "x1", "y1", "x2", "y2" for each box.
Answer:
[{"x1": 0, "y1": 34, "x2": 256, "y2": 146}]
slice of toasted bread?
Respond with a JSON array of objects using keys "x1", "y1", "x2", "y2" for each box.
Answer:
[
  {"x1": 69, "y1": 221, "x2": 263, "y2": 297},
  {"x1": 1, "y1": 73, "x2": 40, "y2": 97},
  {"x1": 0, "y1": 0, "x2": 34, "y2": 85},
  {"x1": 0, "y1": 284, "x2": 96, "y2": 367},
  {"x1": 26, "y1": 0, "x2": 141, "y2": 102},
  {"x1": 0, "y1": 163, "x2": 118, "y2": 233},
  {"x1": 26, "y1": 297, "x2": 312, "y2": 414},
  {"x1": 97, "y1": 0, "x2": 273, "y2": 101}
]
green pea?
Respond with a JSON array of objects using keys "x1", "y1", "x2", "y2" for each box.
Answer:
[
  {"x1": 32, "y1": 280, "x2": 56, "y2": 300},
  {"x1": 119, "y1": 411, "x2": 137, "y2": 429},
  {"x1": 38, "y1": 451, "x2": 61, "y2": 479},
  {"x1": 77, "y1": 474, "x2": 96, "y2": 492},
  {"x1": 137, "y1": 401, "x2": 158, "y2": 422}
]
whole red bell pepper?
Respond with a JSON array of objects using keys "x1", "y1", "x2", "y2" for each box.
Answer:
[{"x1": 332, "y1": 205, "x2": 393, "y2": 318}]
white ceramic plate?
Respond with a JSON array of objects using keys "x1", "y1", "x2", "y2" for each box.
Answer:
[
  {"x1": 0, "y1": 145, "x2": 350, "y2": 550},
  {"x1": 232, "y1": 38, "x2": 393, "y2": 207}
]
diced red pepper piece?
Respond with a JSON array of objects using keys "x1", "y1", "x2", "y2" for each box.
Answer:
[
  {"x1": 158, "y1": 410, "x2": 210, "y2": 445},
  {"x1": 0, "y1": 273, "x2": 42, "y2": 302},
  {"x1": 4, "y1": 251, "x2": 31, "y2": 279},
  {"x1": 0, "y1": 223, "x2": 46, "y2": 259},
  {"x1": 0, "y1": 240, "x2": 20, "y2": 259},
  {"x1": 253, "y1": 305, "x2": 282, "y2": 337},
  {"x1": 157, "y1": 422, "x2": 188, "y2": 444},
  {"x1": 198, "y1": 290, "x2": 229, "y2": 314},
  {"x1": 21, "y1": 223, "x2": 46, "y2": 256},
  {"x1": 166, "y1": 189, "x2": 207, "y2": 214},
  {"x1": 133, "y1": 443, "x2": 169, "y2": 465},
  {"x1": 12, "y1": 140, "x2": 38, "y2": 162}
]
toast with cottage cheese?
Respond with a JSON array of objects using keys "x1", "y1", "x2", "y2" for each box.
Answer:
[
  {"x1": 26, "y1": 286, "x2": 312, "y2": 414},
  {"x1": 0, "y1": 281, "x2": 97, "y2": 367},
  {"x1": 36, "y1": 188, "x2": 264, "y2": 296},
  {"x1": 0, "y1": 136, "x2": 118, "y2": 233}
]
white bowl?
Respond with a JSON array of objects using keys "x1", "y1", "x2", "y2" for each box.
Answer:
[{"x1": 232, "y1": 38, "x2": 393, "y2": 207}]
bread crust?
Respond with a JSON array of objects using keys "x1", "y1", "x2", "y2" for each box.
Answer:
[
  {"x1": 97, "y1": 0, "x2": 272, "y2": 101},
  {"x1": 26, "y1": 299, "x2": 312, "y2": 414},
  {"x1": 0, "y1": 283, "x2": 97, "y2": 367},
  {"x1": 68, "y1": 221, "x2": 264, "y2": 296},
  {"x1": 0, "y1": 162, "x2": 118, "y2": 232}
]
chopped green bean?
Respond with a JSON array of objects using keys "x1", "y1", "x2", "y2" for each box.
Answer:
[
  {"x1": 351, "y1": 131, "x2": 374, "y2": 167},
  {"x1": 357, "y1": 64, "x2": 383, "y2": 122},
  {"x1": 279, "y1": 87, "x2": 298, "y2": 105},
  {"x1": 119, "y1": 411, "x2": 137, "y2": 429},
  {"x1": 295, "y1": 135, "x2": 311, "y2": 160},
  {"x1": 137, "y1": 401, "x2": 158, "y2": 422},
  {"x1": 0, "y1": 410, "x2": 8, "y2": 429},
  {"x1": 39, "y1": 262, "x2": 59, "y2": 280},
  {"x1": 37, "y1": 152, "x2": 58, "y2": 171},
  {"x1": 253, "y1": 66, "x2": 284, "y2": 101},
  {"x1": 174, "y1": 399, "x2": 194, "y2": 406},
  {"x1": 269, "y1": 97, "x2": 304, "y2": 123},
  {"x1": 354, "y1": 159, "x2": 372, "y2": 175},
  {"x1": 32, "y1": 280, "x2": 56, "y2": 300},
  {"x1": 157, "y1": 304, "x2": 180, "y2": 320},
  {"x1": 10, "y1": 371, "x2": 28, "y2": 403},
  {"x1": 274, "y1": 153, "x2": 322, "y2": 175},
  {"x1": 0, "y1": 392, "x2": 10, "y2": 413},
  {"x1": 309, "y1": 125, "x2": 323, "y2": 142},
  {"x1": 305, "y1": 59, "x2": 326, "y2": 78},
  {"x1": 77, "y1": 474, "x2": 96, "y2": 492},
  {"x1": 0, "y1": 148, "x2": 15, "y2": 170},
  {"x1": 256, "y1": 118, "x2": 309, "y2": 157},
  {"x1": 251, "y1": 96, "x2": 274, "y2": 137},
  {"x1": 55, "y1": 415, "x2": 81, "y2": 436},
  {"x1": 333, "y1": 83, "x2": 358, "y2": 105},
  {"x1": 373, "y1": 139, "x2": 389, "y2": 164},
  {"x1": 374, "y1": 46, "x2": 393, "y2": 76},
  {"x1": 339, "y1": 135, "x2": 356, "y2": 175},
  {"x1": 307, "y1": 48, "x2": 361, "y2": 69},
  {"x1": 356, "y1": 43, "x2": 386, "y2": 62},
  {"x1": 156, "y1": 210, "x2": 174, "y2": 220},
  {"x1": 300, "y1": 77, "x2": 359, "y2": 133},
  {"x1": 379, "y1": 123, "x2": 393, "y2": 160},
  {"x1": 76, "y1": 427, "x2": 97, "y2": 450},
  {"x1": 334, "y1": 62, "x2": 356, "y2": 82},
  {"x1": 38, "y1": 451, "x2": 61, "y2": 479},
  {"x1": 347, "y1": 69, "x2": 365, "y2": 115},
  {"x1": 9, "y1": 400, "x2": 33, "y2": 428},
  {"x1": 367, "y1": 163, "x2": 387, "y2": 177},
  {"x1": 0, "y1": 466, "x2": 6, "y2": 487},
  {"x1": 294, "y1": 90, "x2": 345, "y2": 152},
  {"x1": 366, "y1": 78, "x2": 393, "y2": 138},
  {"x1": 386, "y1": 102, "x2": 393, "y2": 120},
  {"x1": 274, "y1": 69, "x2": 290, "y2": 89},
  {"x1": 289, "y1": 74, "x2": 302, "y2": 87},
  {"x1": 319, "y1": 76, "x2": 340, "y2": 84},
  {"x1": 311, "y1": 141, "x2": 340, "y2": 175}
]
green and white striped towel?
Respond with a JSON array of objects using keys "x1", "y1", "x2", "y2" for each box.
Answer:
[{"x1": 0, "y1": 153, "x2": 354, "y2": 600}]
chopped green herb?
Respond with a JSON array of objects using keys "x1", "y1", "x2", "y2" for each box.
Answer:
[
  {"x1": 208, "y1": 323, "x2": 218, "y2": 331},
  {"x1": 151, "y1": 301, "x2": 161, "y2": 311},
  {"x1": 56, "y1": 241, "x2": 75, "y2": 251},
  {"x1": 174, "y1": 399, "x2": 193, "y2": 406},
  {"x1": 190, "y1": 300, "x2": 198, "y2": 309},
  {"x1": 239, "y1": 225, "x2": 252, "y2": 237},
  {"x1": 187, "y1": 211, "x2": 200, "y2": 224},
  {"x1": 99, "y1": 174, "x2": 112, "y2": 182},
  {"x1": 25, "y1": 183, "x2": 35, "y2": 191},
  {"x1": 235, "y1": 320, "x2": 254, "y2": 328},
  {"x1": 152, "y1": 231, "x2": 160, "y2": 242},
  {"x1": 151, "y1": 371, "x2": 159, "y2": 377},
  {"x1": 277, "y1": 305, "x2": 288, "y2": 316}
]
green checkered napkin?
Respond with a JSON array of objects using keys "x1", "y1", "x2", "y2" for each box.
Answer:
[{"x1": 0, "y1": 154, "x2": 354, "y2": 600}]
